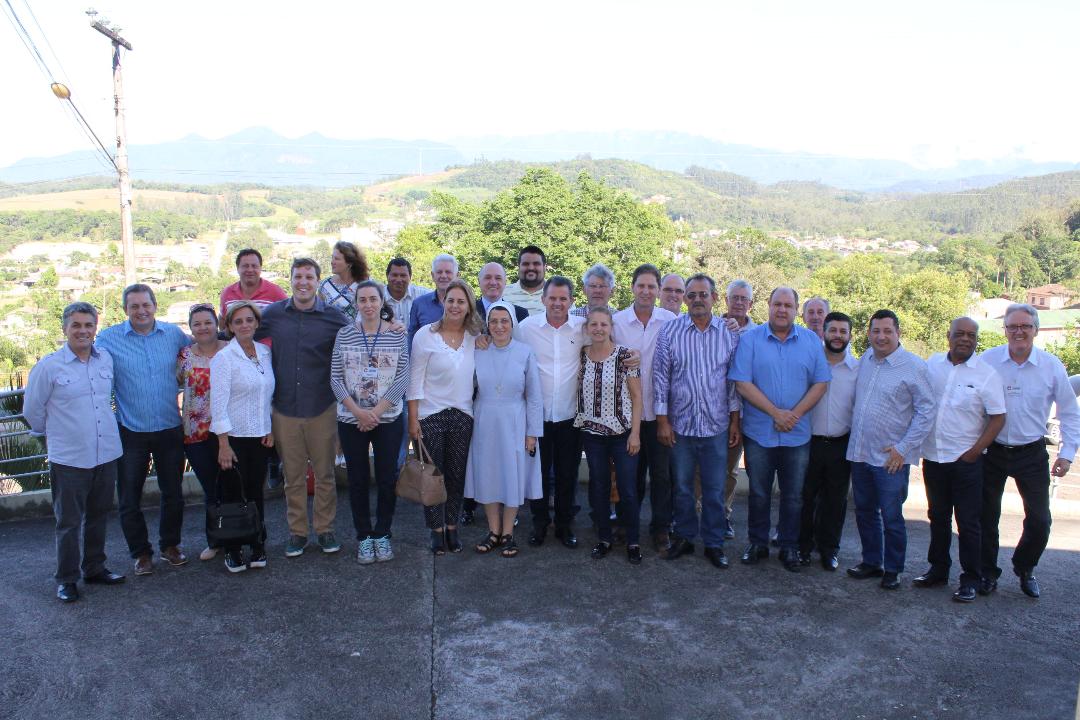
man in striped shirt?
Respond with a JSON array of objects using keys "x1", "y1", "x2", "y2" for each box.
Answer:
[
  {"x1": 846, "y1": 309, "x2": 936, "y2": 590},
  {"x1": 654, "y1": 273, "x2": 742, "y2": 569}
]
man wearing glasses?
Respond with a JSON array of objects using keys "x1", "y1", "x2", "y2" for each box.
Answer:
[
  {"x1": 659, "y1": 274, "x2": 685, "y2": 315},
  {"x1": 979, "y1": 304, "x2": 1080, "y2": 598}
]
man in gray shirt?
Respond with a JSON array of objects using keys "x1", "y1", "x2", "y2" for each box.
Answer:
[
  {"x1": 846, "y1": 309, "x2": 936, "y2": 590},
  {"x1": 258, "y1": 257, "x2": 349, "y2": 558},
  {"x1": 24, "y1": 302, "x2": 125, "y2": 602}
]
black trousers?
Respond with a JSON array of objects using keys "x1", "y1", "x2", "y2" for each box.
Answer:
[
  {"x1": 923, "y1": 457, "x2": 983, "y2": 586},
  {"x1": 531, "y1": 419, "x2": 582, "y2": 532},
  {"x1": 220, "y1": 436, "x2": 269, "y2": 552},
  {"x1": 634, "y1": 420, "x2": 672, "y2": 534},
  {"x1": 981, "y1": 441, "x2": 1052, "y2": 577},
  {"x1": 798, "y1": 434, "x2": 850, "y2": 555}
]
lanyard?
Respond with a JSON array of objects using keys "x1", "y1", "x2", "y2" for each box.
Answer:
[{"x1": 359, "y1": 320, "x2": 382, "y2": 362}]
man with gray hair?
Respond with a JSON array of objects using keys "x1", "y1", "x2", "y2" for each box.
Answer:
[
  {"x1": 571, "y1": 263, "x2": 617, "y2": 318},
  {"x1": 408, "y1": 254, "x2": 460, "y2": 347},
  {"x1": 25, "y1": 302, "x2": 126, "y2": 602},
  {"x1": 802, "y1": 297, "x2": 830, "y2": 338},
  {"x1": 721, "y1": 279, "x2": 756, "y2": 538},
  {"x1": 979, "y1": 303, "x2": 1080, "y2": 598}
]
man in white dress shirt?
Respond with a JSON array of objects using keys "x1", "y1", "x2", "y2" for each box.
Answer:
[
  {"x1": 917, "y1": 317, "x2": 1006, "y2": 602},
  {"x1": 980, "y1": 304, "x2": 1080, "y2": 598},
  {"x1": 516, "y1": 276, "x2": 586, "y2": 549},
  {"x1": 798, "y1": 311, "x2": 859, "y2": 571},
  {"x1": 613, "y1": 263, "x2": 677, "y2": 550}
]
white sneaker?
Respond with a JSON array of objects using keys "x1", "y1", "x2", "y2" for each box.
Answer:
[
  {"x1": 335, "y1": 454, "x2": 347, "y2": 467},
  {"x1": 199, "y1": 546, "x2": 218, "y2": 561},
  {"x1": 374, "y1": 535, "x2": 394, "y2": 562},
  {"x1": 357, "y1": 537, "x2": 376, "y2": 565}
]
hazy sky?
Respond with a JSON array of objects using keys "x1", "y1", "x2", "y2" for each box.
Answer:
[{"x1": 2, "y1": 0, "x2": 1077, "y2": 170}]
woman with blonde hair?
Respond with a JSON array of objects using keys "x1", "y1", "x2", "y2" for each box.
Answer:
[{"x1": 407, "y1": 279, "x2": 482, "y2": 555}]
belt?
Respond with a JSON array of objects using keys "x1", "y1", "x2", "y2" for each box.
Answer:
[
  {"x1": 812, "y1": 433, "x2": 850, "y2": 443},
  {"x1": 992, "y1": 439, "x2": 1044, "y2": 452}
]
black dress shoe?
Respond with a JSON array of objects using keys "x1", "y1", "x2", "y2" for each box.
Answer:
[
  {"x1": 554, "y1": 528, "x2": 578, "y2": 549},
  {"x1": 703, "y1": 547, "x2": 729, "y2": 569},
  {"x1": 1019, "y1": 573, "x2": 1040, "y2": 598},
  {"x1": 528, "y1": 527, "x2": 547, "y2": 547},
  {"x1": 977, "y1": 576, "x2": 997, "y2": 596},
  {"x1": 797, "y1": 550, "x2": 812, "y2": 567},
  {"x1": 912, "y1": 570, "x2": 948, "y2": 588},
  {"x1": 591, "y1": 541, "x2": 611, "y2": 559},
  {"x1": 56, "y1": 583, "x2": 78, "y2": 602},
  {"x1": 779, "y1": 549, "x2": 801, "y2": 572},
  {"x1": 627, "y1": 545, "x2": 642, "y2": 565},
  {"x1": 821, "y1": 554, "x2": 839, "y2": 572},
  {"x1": 880, "y1": 571, "x2": 900, "y2": 590},
  {"x1": 740, "y1": 543, "x2": 769, "y2": 565},
  {"x1": 847, "y1": 563, "x2": 884, "y2": 579},
  {"x1": 84, "y1": 569, "x2": 125, "y2": 585},
  {"x1": 665, "y1": 537, "x2": 695, "y2": 560},
  {"x1": 952, "y1": 585, "x2": 977, "y2": 603}
]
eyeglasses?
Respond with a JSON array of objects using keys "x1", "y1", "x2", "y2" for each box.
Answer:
[
  {"x1": 1005, "y1": 324, "x2": 1035, "y2": 334},
  {"x1": 728, "y1": 294, "x2": 751, "y2": 303}
]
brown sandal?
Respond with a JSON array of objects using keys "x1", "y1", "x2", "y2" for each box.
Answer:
[
  {"x1": 475, "y1": 532, "x2": 501, "y2": 554},
  {"x1": 500, "y1": 534, "x2": 518, "y2": 558}
]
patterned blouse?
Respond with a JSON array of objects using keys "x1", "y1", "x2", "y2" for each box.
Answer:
[
  {"x1": 574, "y1": 344, "x2": 639, "y2": 436},
  {"x1": 177, "y1": 345, "x2": 216, "y2": 444},
  {"x1": 318, "y1": 277, "x2": 360, "y2": 320}
]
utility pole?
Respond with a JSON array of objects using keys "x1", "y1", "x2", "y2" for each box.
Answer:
[{"x1": 89, "y1": 15, "x2": 135, "y2": 286}]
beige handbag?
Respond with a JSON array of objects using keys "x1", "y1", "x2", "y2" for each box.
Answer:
[{"x1": 395, "y1": 436, "x2": 447, "y2": 506}]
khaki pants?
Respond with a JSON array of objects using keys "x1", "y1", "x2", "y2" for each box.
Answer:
[
  {"x1": 725, "y1": 438, "x2": 744, "y2": 518},
  {"x1": 273, "y1": 404, "x2": 338, "y2": 536}
]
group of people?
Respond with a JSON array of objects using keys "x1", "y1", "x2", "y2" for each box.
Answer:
[{"x1": 23, "y1": 240, "x2": 1078, "y2": 606}]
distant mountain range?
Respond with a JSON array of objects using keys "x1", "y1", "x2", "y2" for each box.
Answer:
[{"x1": 3, "y1": 127, "x2": 1077, "y2": 192}]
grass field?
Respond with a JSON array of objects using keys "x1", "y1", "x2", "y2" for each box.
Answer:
[{"x1": 0, "y1": 188, "x2": 218, "y2": 213}]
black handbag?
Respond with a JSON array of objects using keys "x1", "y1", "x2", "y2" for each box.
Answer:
[{"x1": 206, "y1": 467, "x2": 262, "y2": 547}]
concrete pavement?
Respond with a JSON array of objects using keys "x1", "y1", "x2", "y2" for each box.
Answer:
[{"x1": 1, "y1": 490, "x2": 1079, "y2": 720}]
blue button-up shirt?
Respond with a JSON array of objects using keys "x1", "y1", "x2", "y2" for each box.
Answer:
[
  {"x1": 653, "y1": 314, "x2": 741, "y2": 438},
  {"x1": 23, "y1": 344, "x2": 123, "y2": 469},
  {"x1": 730, "y1": 323, "x2": 831, "y2": 447},
  {"x1": 96, "y1": 320, "x2": 189, "y2": 432},
  {"x1": 847, "y1": 346, "x2": 936, "y2": 466},
  {"x1": 408, "y1": 291, "x2": 445, "y2": 348}
]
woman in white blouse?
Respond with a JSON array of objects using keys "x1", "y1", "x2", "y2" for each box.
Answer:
[
  {"x1": 210, "y1": 301, "x2": 276, "y2": 574},
  {"x1": 407, "y1": 279, "x2": 481, "y2": 555}
]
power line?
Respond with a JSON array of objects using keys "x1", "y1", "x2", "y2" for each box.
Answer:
[{"x1": 18, "y1": 0, "x2": 70, "y2": 84}]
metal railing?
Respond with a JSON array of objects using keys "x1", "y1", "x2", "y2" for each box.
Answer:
[{"x1": 0, "y1": 388, "x2": 50, "y2": 494}]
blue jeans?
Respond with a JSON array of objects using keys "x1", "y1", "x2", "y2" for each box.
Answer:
[
  {"x1": 116, "y1": 424, "x2": 186, "y2": 559},
  {"x1": 582, "y1": 431, "x2": 640, "y2": 545},
  {"x1": 851, "y1": 462, "x2": 910, "y2": 573},
  {"x1": 669, "y1": 434, "x2": 728, "y2": 548},
  {"x1": 183, "y1": 436, "x2": 220, "y2": 547},
  {"x1": 743, "y1": 437, "x2": 810, "y2": 550}
]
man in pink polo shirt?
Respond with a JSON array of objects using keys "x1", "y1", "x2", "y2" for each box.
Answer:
[{"x1": 219, "y1": 248, "x2": 287, "y2": 317}]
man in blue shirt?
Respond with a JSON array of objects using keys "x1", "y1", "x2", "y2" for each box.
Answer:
[
  {"x1": 731, "y1": 287, "x2": 830, "y2": 571},
  {"x1": 24, "y1": 302, "x2": 126, "y2": 602},
  {"x1": 96, "y1": 284, "x2": 190, "y2": 577},
  {"x1": 408, "y1": 254, "x2": 460, "y2": 347}
]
